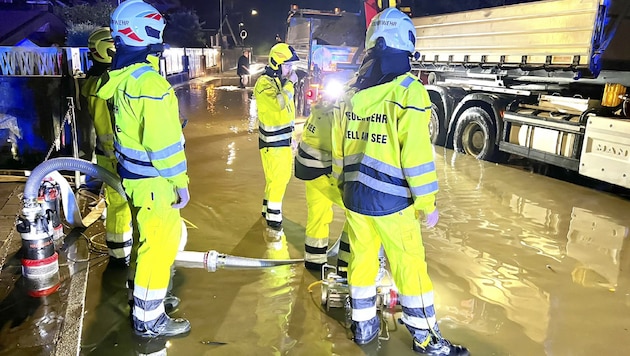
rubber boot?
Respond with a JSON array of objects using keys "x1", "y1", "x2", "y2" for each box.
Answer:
[
  {"x1": 351, "y1": 315, "x2": 380, "y2": 345},
  {"x1": 134, "y1": 316, "x2": 191, "y2": 338},
  {"x1": 413, "y1": 337, "x2": 470, "y2": 356}
]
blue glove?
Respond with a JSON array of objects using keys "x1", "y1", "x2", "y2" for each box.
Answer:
[
  {"x1": 172, "y1": 187, "x2": 190, "y2": 209},
  {"x1": 424, "y1": 208, "x2": 439, "y2": 228}
]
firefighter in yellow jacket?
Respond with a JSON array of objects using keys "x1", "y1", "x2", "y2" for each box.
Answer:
[
  {"x1": 331, "y1": 8, "x2": 469, "y2": 355},
  {"x1": 254, "y1": 43, "x2": 299, "y2": 238},
  {"x1": 81, "y1": 27, "x2": 133, "y2": 267},
  {"x1": 97, "y1": 0, "x2": 190, "y2": 338},
  {"x1": 295, "y1": 102, "x2": 351, "y2": 273}
]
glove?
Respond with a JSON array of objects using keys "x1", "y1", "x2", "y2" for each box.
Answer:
[
  {"x1": 172, "y1": 187, "x2": 190, "y2": 209},
  {"x1": 287, "y1": 71, "x2": 298, "y2": 84},
  {"x1": 424, "y1": 208, "x2": 439, "y2": 228}
]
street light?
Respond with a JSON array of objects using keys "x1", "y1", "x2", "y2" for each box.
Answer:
[{"x1": 251, "y1": 9, "x2": 258, "y2": 16}]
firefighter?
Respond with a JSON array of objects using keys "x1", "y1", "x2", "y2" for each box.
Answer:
[
  {"x1": 81, "y1": 27, "x2": 133, "y2": 267},
  {"x1": 331, "y1": 8, "x2": 469, "y2": 355},
  {"x1": 97, "y1": 0, "x2": 190, "y2": 338},
  {"x1": 295, "y1": 101, "x2": 351, "y2": 273},
  {"x1": 254, "y1": 42, "x2": 299, "y2": 239}
]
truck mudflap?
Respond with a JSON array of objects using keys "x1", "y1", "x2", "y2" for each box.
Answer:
[{"x1": 580, "y1": 116, "x2": 630, "y2": 188}]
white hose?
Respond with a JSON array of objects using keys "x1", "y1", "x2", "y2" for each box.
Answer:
[{"x1": 175, "y1": 250, "x2": 304, "y2": 272}]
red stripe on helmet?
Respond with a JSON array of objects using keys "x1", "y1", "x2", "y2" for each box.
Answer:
[
  {"x1": 120, "y1": 27, "x2": 144, "y2": 42},
  {"x1": 146, "y1": 13, "x2": 162, "y2": 20}
]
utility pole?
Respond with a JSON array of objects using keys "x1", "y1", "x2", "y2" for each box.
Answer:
[{"x1": 219, "y1": 0, "x2": 223, "y2": 36}]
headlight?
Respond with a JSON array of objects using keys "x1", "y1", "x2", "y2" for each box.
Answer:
[{"x1": 323, "y1": 79, "x2": 344, "y2": 100}]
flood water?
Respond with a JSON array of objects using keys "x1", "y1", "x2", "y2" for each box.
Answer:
[{"x1": 80, "y1": 78, "x2": 630, "y2": 356}]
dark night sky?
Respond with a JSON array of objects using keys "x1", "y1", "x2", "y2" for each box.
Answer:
[{"x1": 176, "y1": 0, "x2": 537, "y2": 53}]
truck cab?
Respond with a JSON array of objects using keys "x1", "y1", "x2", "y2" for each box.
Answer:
[{"x1": 285, "y1": 5, "x2": 365, "y2": 116}]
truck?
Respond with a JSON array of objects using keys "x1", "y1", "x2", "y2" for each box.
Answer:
[
  {"x1": 411, "y1": 0, "x2": 630, "y2": 189},
  {"x1": 285, "y1": 5, "x2": 366, "y2": 116}
]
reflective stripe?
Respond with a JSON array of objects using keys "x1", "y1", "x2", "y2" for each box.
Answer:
[
  {"x1": 296, "y1": 154, "x2": 329, "y2": 168},
  {"x1": 399, "y1": 292, "x2": 435, "y2": 308},
  {"x1": 386, "y1": 100, "x2": 431, "y2": 113},
  {"x1": 266, "y1": 201, "x2": 282, "y2": 224},
  {"x1": 346, "y1": 171, "x2": 411, "y2": 198},
  {"x1": 305, "y1": 236, "x2": 328, "y2": 248},
  {"x1": 351, "y1": 292, "x2": 377, "y2": 322},
  {"x1": 352, "y1": 305, "x2": 377, "y2": 322},
  {"x1": 124, "y1": 90, "x2": 171, "y2": 100},
  {"x1": 259, "y1": 131, "x2": 293, "y2": 143},
  {"x1": 157, "y1": 160, "x2": 187, "y2": 178},
  {"x1": 332, "y1": 157, "x2": 343, "y2": 167},
  {"x1": 400, "y1": 313, "x2": 437, "y2": 330},
  {"x1": 117, "y1": 155, "x2": 159, "y2": 177},
  {"x1": 133, "y1": 303, "x2": 165, "y2": 323},
  {"x1": 106, "y1": 231, "x2": 133, "y2": 259},
  {"x1": 400, "y1": 75, "x2": 415, "y2": 88},
  {"x1": 268, "y1": 201, "x2": 282, "y2": 210},
  {"x1": 300, "y1": 142, "x2": 331, "y2": 161},
  {"x1": 410, "y1": 181, "x2": 439, "y2": 197},
  {"x1": 399, "y1": 292, "x2": 438, "y2": 329},
  {"x1": 115, "y1": 141, "x2": 151, "y2": 163},
  {"x1": 259, "y1": 121, "x2": 294, "y2": 133},
  {"x1": 131, "y1": 66, "x2": 154, "y2": 79},
  {"x1": 305, "y1": 251, "x2": 327, "y2": 264},
  {"x1": 134, "y1": 285, "x2": 168, "y2": 301},
  {"x1": 403, "y1": 161, "x2": 436, "y2": 178},
  {"x1": 147, "y1": 141, "x2": 185, "y2": 161},
  {"x1": 351, "y1": 285, "x2": 376, "y2": 299},
  {"x1": 345, "y1": 153, "x2": 404, "y2": 179}
]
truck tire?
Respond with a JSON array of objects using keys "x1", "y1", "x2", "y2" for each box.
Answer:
[
  {"x1": 453, "y1": 107, "x2": 500, "y2": 161},
  {"x1": 429, "y1": 103, "x2": 447, "y2": 146}
]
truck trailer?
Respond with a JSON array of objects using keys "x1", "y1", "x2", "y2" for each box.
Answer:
[{"x1": 413, "y1": 0, "x2": 630, "y2": 189}]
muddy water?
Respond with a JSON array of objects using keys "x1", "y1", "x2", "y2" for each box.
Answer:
[{"x1": 80, "y1": 79, "x2": 630, "y2": 355}]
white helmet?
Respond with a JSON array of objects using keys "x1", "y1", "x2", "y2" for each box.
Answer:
[
  {"x1": 111, "y1": 0, "x2": 165, "y2": 47},
  {"x1": 366, "y1": 8, "x2": 416, "y2": 53}
]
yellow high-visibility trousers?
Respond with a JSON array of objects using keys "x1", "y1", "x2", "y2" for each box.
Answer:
[
  {"x1": 346, "y1": 205, "x2": 437, "y2": 342},
  {"x1": 123, "y1": 177, "x2": 182, "y2": 332},
  {"x1": 96, "y1": 154, "x2": 132, "y2": 261},
  {"x1": 304, "y1": 174, "x2": 349, "y2": 271},
  {"x1": 260, "y1": 146, "x2": 293, "y2": 228}
]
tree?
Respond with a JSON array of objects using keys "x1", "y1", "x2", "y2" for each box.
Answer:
[
  {"x1": 163, "y1": 9, "x2": 206, "y2": 48},
  {"x1": 54, "y1": 1, "x2": 114, "y2": 46}
]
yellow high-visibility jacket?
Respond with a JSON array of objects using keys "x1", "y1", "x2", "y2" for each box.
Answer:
[
  {"x1": 254, "y1": 73, "x2": 295, "y2": 149},
  {"x1": 331, "y1": 73, "x2": 438, "y2": 216},
  {"x1": 295, "y1": 102, "x2": 334, "y2": 180},
  {"x1": 81, "y1": 74, "x2": 115, "y2": 159},
  {"x1": 96, "y1": 62, "x2": 188, "y2": 188}
]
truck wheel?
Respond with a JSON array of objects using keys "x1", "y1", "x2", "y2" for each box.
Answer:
[
  {"x1": 429, "y1": 103, "x2": 447, "y2": 146},
  {"x1": 453, "y1": 107, "x2": 499, "y2": 161}
]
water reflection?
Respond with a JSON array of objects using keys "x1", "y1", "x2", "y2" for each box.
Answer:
[
  {"x1": 431, "y1": 147, "x2": 630, "y2": 354},
  {"x1": 253, "y1": 233, "x2": 297, "y2": 353},
  {"x1": 206, "y1": 84, "x2": 217, "y2": 115}
]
